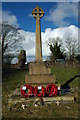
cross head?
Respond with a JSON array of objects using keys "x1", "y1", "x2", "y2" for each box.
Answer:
[{"x1": 32, "y1": 6, "x2": 44, "y2": 19}]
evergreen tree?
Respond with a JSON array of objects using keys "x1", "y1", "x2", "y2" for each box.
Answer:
[{"x1": 49, "y1": 41, "x2": 65, "y2": 61}]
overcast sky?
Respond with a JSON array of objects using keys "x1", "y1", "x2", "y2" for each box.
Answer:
[{"x1": 2, "y1": 2, "x2": 79, "y2": 57}]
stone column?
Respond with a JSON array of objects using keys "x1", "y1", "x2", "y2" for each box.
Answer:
[{"x1": 32, "y1": 6, "x2": 44, "y2": 62}]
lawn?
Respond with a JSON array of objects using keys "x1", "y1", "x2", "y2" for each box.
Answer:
[
  {"x1": 2, "y1": 66, "x2": 80, "y2": 119},
  {"x1": 51, "y1": 66, "x2": 78, "y2": 88}
]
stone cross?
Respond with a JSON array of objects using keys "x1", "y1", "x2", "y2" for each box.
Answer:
[{"x1": 32, "y1": 6, "x2": 44, "y2": 62}]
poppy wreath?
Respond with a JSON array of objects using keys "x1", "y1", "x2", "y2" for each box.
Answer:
[
  {"x1": 46, "y1": 83, "x2": 53, "y2": 96},
  {"x1": 51, "y1": 84, "x2": 58, "y2": 96},
  {"x1": 46, "y1": 84, "x2": 58, "y2": 96},
  {"x1": 35, "y1": 85, "x2": 46, "y2": 97},
  {"x1": 21, "y1": 84, "x2": 35, "y2": 98}
]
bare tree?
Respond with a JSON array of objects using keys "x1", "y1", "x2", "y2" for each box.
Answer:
[
  {"x1": 0, "y1": 22, "x2": 25, "y2": 65},
  {"x1": 65, "y1": 37, "x2": 78, "y2": 61}
]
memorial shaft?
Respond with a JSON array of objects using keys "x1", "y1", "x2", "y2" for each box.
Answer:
[
  {"x1": 32, "y1": 6, "x2": 44, "y2": 61},
  {"x1": 36, "y1": 14, "x2": 42, "y2": 61}
]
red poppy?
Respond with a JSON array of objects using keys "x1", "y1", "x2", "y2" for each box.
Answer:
[
  {"x1": 46, "y1": 83, "x2": 58, "y2": 96},
  {"x1": 35, "y1": 85, "x2": 46, "y2": 97},
  {"x1": 21, "y1": 84, "x2": 35, "y2": 98}
]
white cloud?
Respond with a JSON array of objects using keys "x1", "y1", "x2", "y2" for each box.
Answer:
[
  {"x1": 44, "y1": 2, "x2": 78, "y2": 27},
  {"x1": 1, "y1": 10, "x2": 17, "y2": 25},
  {"x1": 19, "y1": 30, "x2": 35, "y2": 56},
  {"x1": 11, "y1": 58, "x2": 18, "y2": 64},
  {"x1": 20, "y1": 25, "x2": 78, "y2": 57}
]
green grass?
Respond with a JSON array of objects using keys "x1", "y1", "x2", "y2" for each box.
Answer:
[
  {"x1": 2, "y1": 101, "x2": 79, "y2": 118},
  {"x1": 2, "y1": 66, "x2": 79, "y2": 119},
  {"x1": 3, "y1": 68, "x2": 29, "y2": 94},
  {"x1": 51, "y1": 66, "x2": 79, "y2": 88}
]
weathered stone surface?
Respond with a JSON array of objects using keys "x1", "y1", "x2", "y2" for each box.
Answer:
[
  {"x1": 43, "y1": 96, "x2": 74, "y2": 102},
  {"x1": 29, "y1": 62, "x2": 51, "y2": 75},
  {"x1": 25, "y1": 74, "x2": 55, "y2": 84},
  {"x1": 18, "y1": 50, "x2": 26, "y2": 68},
  {"x1": 8, "y1": 88, "x2": 75, "y2": 106},
  {"x1": 8, "y1": 96, "x2": 74, "y2": 105},
  {"x1": 32, "y1": 6, "x2": 44, "y2": 62}
]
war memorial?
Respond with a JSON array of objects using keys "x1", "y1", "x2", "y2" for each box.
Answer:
[
  {"x1": 2, "y1": 2, "x2": 80, "y2": 118},
  {"x1": 8, "y1": 7, "x2": 77, "y2": 104}
]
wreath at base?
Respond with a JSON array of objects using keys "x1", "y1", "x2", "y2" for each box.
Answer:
[
  {"x1": 46, "y1": 84, "x2": 58, "y2": 96},
  {"x1": 21, "y1": 84, "x2": 58, "y2": 98},
  {"x1": 35, "y1": 85, "x2": 46, "y2": 97},
  {"x1": 21, "y1": 84, "x2": 35, "y2": 98}
]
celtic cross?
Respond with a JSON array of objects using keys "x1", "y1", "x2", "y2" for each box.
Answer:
[{"x1": 32, "y1": 6, "x2": 44, "y2": 62}]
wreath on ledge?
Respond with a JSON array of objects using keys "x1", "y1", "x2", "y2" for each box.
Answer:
[
  {"x1": 21, "y1": 84, "x2": 35, "y2": 98},
  {"x1": 46, "y1": 84, "x2": 58, "y2": 96},
  {"x1": 35, "y1": 85, "x2": 46, "y2": 97},
  {"x1": 21, "y1": 84, "x2": 58, "y2": 98}
]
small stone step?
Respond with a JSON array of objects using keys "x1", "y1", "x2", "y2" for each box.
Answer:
[{"x1": 8, "y1": 95, "x2": 75, "y2": 106}]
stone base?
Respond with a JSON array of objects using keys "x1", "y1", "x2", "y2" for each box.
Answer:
[
  {"x1": 9, "y1": 95, "x2": 75, "y2": 105},
  {"x1": 29, "y1": 62, "x2": 51, "y2": 75},
  {"x1": 25, "y1": 74, "x2": 55, "y2": 85},
  {"x1": 8, "y1": 88, "x2": 75, "y2": 106}
]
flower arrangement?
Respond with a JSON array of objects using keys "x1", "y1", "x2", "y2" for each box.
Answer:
[
  {"x1": 35, "y1": 85, "x2": 46, "y2": 97},
  {"x1": 46, "y1": 83, "x2": 53, "y2": 96},
  {"x1": 21, "y1": 83, "x2": 58, "y2": 98},
  {"x1": 21, "y1": 84, "x2": 35, "y2": 98}
]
